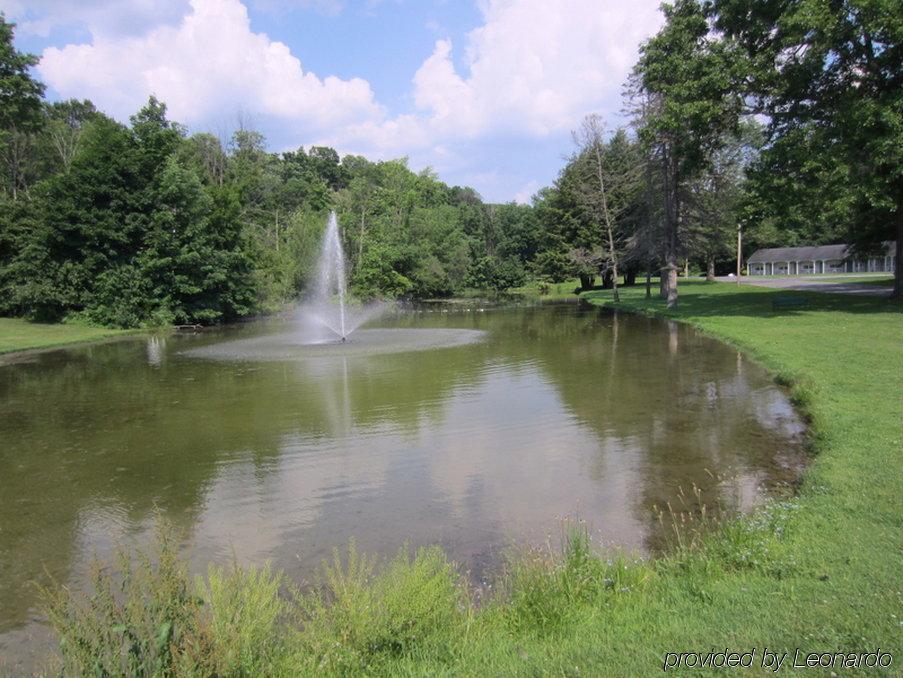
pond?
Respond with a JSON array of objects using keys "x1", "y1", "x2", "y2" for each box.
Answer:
[{"x1": 0, "y1": 303, "x2": 806, "y2": 668}]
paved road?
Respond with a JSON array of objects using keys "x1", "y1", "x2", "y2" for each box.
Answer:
[{"x1": 717, "y1": 276, "x2": 893, "y2": 297}]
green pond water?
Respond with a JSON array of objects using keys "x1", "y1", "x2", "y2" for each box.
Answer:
[{"x1": 0, "y1": 303, "x2": 805, "y2": 669}]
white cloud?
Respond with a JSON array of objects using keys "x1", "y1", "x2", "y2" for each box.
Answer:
[
  {"x1": 36, "y1": 0, "x2": 383, "y2": 131},
  {"x1": 0, "y1": 0, "x2": 190, "y2": 38},
  {"x1": 322, "y1": 0, "x2": 662, "y2": 157},
  {"x1": 513, "y1": 180, "x2": 540, "y2": 205},
  {"x1": 19, "y1": 0, "x2": 664, "y2": 199},
  {"x1": 250, "y1": 0, "x2": 345, "y2": 17}
]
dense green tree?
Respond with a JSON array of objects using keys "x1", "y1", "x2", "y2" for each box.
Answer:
[
  {"x1": 43, "y1": 99, "x2": 99, "y2": 173},
  {"x1": 0, "y1": 17, "x2": 43, "y2": 131},
  {"x1": 713, "y1": 0, "x2": 902, "y2": 295},
  {"x1": 568, "y1": 118, "x2": 643, "y2": 301},
  {"x1": 138, "y1": 159, "x2": 255, "y2": 325},
  {"x1": 494, "y1": 203, "x2": 543, "y2": 263},
  {"x1": 634, "y1": 0, "x2": 743, "y2": 306},
  {"x1": 0, "y1": 16, "x2": 45, "y2": 199},
  {"x1": 684, "y1": 121, "x2": 762, "y2": 279},
  {"x1": 25, "y1": 115, "x2": 139, "y2": 322},
  {"x1": 741, "y1": 126, "x2": 851, "y2": 250}
]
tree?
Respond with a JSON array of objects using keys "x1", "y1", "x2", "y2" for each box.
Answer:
[
  {"x1": 0, "y1": 17, "x2": 43, "y2": 130},
  {"x1": 18, "y1": 115, "x2": 140, "y2": 322},
  {"x1": 44, "y1": 99, "x2": 98, "y2": 172},
  {"x1": 633, "y1": 0, "x2": 742, "y2": 306},
  {"x1": 467, "y1": 255, "x2": 525, "y2": 294},
  {"x1": 741, "y1": 126, "x2": 851, "y2": 250},
  {"x1": 181, "y1": 132, "x2": 227, "y2": 187},
  {"x1": 713, "y1": 0, "x2": 902, "y2": 296},
  {"x1": 685, "y1": 121, "x2": 762, "y2": 279},
  {"x1": 0, "y1": 16, "x2": 45, "y2": 199},
  {"x1": 140, "y1": 158, "x2": 255, "y2": 325},
  {"x1": 570, "y1": 117, "x2": 642, "y2": 302}
]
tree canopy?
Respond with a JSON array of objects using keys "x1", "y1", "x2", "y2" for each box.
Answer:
[{"x1": 1, "y1": 3, "x2": 900, "y2": 328}]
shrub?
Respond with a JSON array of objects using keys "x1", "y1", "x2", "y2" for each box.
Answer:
[
  {"x1": 295, "y1": 542, "x2": 467, "y2": 673},
  {"x1": 40, "y1": 524, "x2": 203, "y2": 676}
]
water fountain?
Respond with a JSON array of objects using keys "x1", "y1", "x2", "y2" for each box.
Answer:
[
  {"x1": 308, "y1": 211, "x2": 349, "y2": 341},
  {"x1": 298, "y1": 211, "x2": 383, "y2": 344},
  {"x1": 182, "y1": 211, "x2": 486, "y2": 361}
]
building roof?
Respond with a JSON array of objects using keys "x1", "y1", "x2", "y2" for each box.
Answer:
[{"x1": 747, "y1": 242, "x2": 896, "y2": 264}]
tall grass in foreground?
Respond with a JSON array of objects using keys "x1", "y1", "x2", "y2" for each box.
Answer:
[
  {"x1": 40, "y1": 524, "x2": 472, "y2": 676},
  {"x1": 41, "y1": 519, "x2": 703, "y2": 676},
  {"x1": 39, "y1": 509, "x2": 798, "y2": 677}
]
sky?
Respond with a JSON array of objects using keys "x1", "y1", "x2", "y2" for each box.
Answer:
[{"x1": 1, "y1": 0, "x2": 664, "y2": 203}]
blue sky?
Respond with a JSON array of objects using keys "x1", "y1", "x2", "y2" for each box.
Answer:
[{"x1": 1, "y1": 0, "x2": 663, "y2": 203}]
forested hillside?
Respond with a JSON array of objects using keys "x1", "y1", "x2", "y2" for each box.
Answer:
[
  {"x1": 0, "y1": 90, "x2": 549, "y2": 326},
  {"x1": 1, "y1": 0, "x2": 899, "y2": 328}
]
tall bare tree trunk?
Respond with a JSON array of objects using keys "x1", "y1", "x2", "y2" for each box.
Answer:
[
  {"x1": 358, "y1": 208, "x2": 366, "y2": 268},
  {"x1": 592, "y1": 141, "x2": 620, "y2": 303},
  {"x1": 706, "y1": 257, "x2": 716, "y2": 281},
  {"x1": 894, "y1": 203, "x2": 902, "y2": 298},
  {"x1": 662, "y1": 144, "x2": 679, "y2": 308},
  {"x1": 646, "y1": 270, "x2": 652, "y2": 298},
  {"x1": 606, "y1": 225, "x2": 620, "y2": 303}
]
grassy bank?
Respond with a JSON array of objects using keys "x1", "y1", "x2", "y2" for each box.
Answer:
[
  {"x1": 511, "y1": 278, "x2": 585, "y2": 301},
  {"x1": 0, "y1": 317, "x2": 133, "y2": 355},
  {"x1": 41, "y1": 281, "x2": 902, "y2": 675}
]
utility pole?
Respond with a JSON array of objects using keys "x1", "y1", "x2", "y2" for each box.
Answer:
[{"x1": 736, "y1": 225, "x2": 742, "y2": 284}]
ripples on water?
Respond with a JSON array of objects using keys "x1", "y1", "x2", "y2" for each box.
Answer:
[{"x1": 0, "y1": 304, "x2": 806, "y2": 669}]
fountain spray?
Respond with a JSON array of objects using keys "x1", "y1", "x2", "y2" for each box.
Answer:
[{"x1": 307, "y1": 211, "x2": 349, "y2": 341}]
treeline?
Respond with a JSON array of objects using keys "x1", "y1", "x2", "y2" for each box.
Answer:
[
  {"x1": 536, "y1": 0, "x2": 900, "y2": 305},
  {"x1": 1, "y1": 0, "x2": 900, "y2": 327},
  {"x1": 0, "y1": 17, "x2": 548, "y2": 327}
]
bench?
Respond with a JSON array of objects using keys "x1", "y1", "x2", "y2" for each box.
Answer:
[{"x1": 771, "y1": 295, "x2": 810, "y2": 310}]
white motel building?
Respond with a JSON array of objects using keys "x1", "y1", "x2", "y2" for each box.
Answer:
[{"x1": 747, "y1": 242, "x2": 897, "y2": 276}]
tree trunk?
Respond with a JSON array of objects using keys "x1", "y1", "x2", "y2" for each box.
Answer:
[
  {"x1": 665, "y1": 264, "x2": 678, "y2": 307},
  {"x1": 601, "y1": 270, "x2": 614, "y2": 290},
  {"x1": 894, "y1": 205, "x2": 902, "y2": 298},
  {"x1": 663, "y1": 146, "x2": 679, "y2": 308},
  {"x1": 706, "y1": 257, "x2": 716, "y2": 281},
  {"x1": 608, "y1": 230, "x2": 620, "y2": 303},
  {"x1": 645, "y1": 270, "x2": 652, "y2": 299},
  {"x1": 358, "y1": 208, "x2": 366, "y2": 267},
  {"x1": 625, "y1": 269, "x2": 636, "y2": 286},
  {"x1": 579, "y1": 273, "x2": 594, "y2": 291},
  {"x1": 593, "y1": 141, "x2": 620, "y2": 303}
]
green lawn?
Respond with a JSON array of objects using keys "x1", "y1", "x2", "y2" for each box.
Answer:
[
  {"x1": 43, "y1": 281, "x2": 903, "y2": 675},
  {"x1": 423, "y1": 281, "x2": 902, "y2": 675},
  {"x1": 836, "y1": 276, "x2": 894, "y2": 287},
  {"x1": 0, "y1": 317, "x2": 131, "y2": 355},
  {"x1": 512, "y1": 278, "x2": 585, "y2": 300}
]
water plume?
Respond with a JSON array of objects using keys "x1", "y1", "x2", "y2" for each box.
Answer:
[{"x1": 297, "y1": 211, "x2": 384, "y2": 343}]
